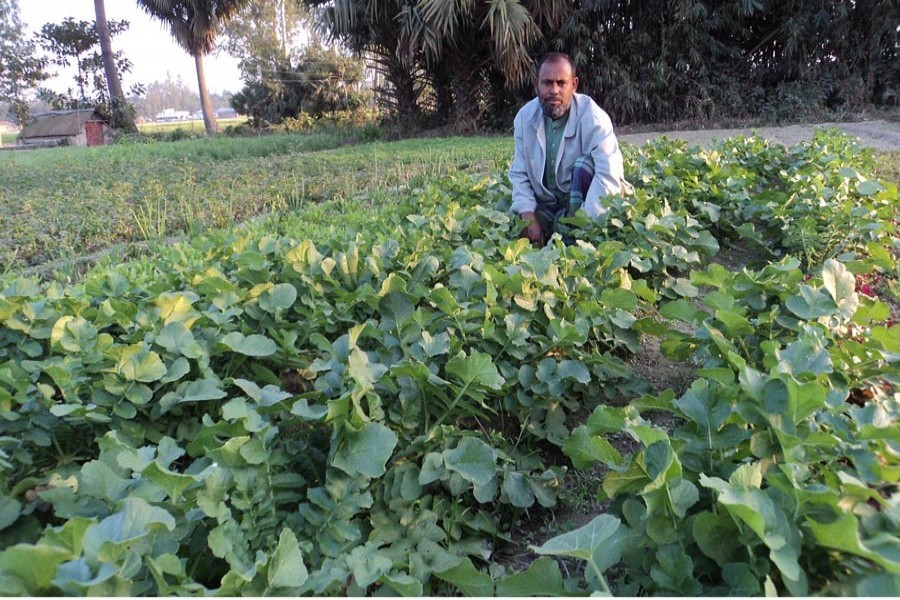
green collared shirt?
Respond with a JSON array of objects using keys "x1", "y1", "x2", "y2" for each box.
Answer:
[{"x1": 542, "y1": 111, "x2": 569, "y2": 203}]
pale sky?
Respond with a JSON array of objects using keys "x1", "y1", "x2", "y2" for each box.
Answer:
[{"x1": 20, "y1": 0, "x2": 243, "y2": 95}]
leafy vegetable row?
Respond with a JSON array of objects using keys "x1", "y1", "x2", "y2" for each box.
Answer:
[{"x1": 0, "y1": 130, "x2": 896, "y2": 595}]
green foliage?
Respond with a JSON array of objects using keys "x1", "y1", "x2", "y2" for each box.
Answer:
[
  {"x1": 0, "y1": 0, "x2": 46, "y2": 126},
  {"x1": 0, "y1": 130, "x2": 897, "y2": 596},
  {"x1": 36, "y1": 16, "x2": 139, "y2": 112},
  {"x1": 0, "y1": 134, "x2": 511, "y2": 271}
]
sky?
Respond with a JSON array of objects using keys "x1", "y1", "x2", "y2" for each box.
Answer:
[{"x1": 19, "y1": 0, "x2": 244, "y2": 95}]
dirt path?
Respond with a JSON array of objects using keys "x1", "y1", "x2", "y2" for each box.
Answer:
[{"x1": 618, "y1": 119, "x2": 900, "y2": 151}]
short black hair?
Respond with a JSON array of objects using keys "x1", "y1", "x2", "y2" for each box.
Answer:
[{"x1": 536, "y1": 52, "x2": 576, "y2": 78}]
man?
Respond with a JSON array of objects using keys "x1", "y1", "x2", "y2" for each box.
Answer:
[{"x1": 509, "y1": 52, "x2": 628, "y2": 246}]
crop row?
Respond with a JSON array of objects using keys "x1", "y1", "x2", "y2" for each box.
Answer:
[
  {"x1": 0, "y1": 130, "x2": 897, "y2": 595},
  {"x1": 0, "y1": 134, "x2": 510, "y2": 273}
]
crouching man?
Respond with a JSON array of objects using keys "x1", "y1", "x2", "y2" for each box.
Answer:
[{"x1": 509, "y1": 52, "x2": 629, "y2": 246}]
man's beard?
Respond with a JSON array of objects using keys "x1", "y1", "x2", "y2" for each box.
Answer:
[{"x1": 540, "y1": 97, "x2": 570, "y2": 120}]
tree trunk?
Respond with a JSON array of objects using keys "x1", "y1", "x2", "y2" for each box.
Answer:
[
  {"x1": 94, "y1": 0, "x2": 137, "y2": 133},
  {"x1": 195, "y1": 52, "x2": 219, "y2": 135}
]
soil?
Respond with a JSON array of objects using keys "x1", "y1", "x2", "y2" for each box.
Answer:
[{"x1": 618, "y1": 118, "x2": 900, "y2": 152}]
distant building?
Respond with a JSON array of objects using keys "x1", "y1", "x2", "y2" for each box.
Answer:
[
  {"x1": 18, "y1": 109, "x2": 111, "y2": 148},
  {"x1": 155, "y1": 108, "x2": 191, "y2": 122},
  {"x1": 216, "y1": 107, "x2": 237, "y2": 119},
  {"x1": 0, "y1": 120, "x2": 18, "y2": 133}
]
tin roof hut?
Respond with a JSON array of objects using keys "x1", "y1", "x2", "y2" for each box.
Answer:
[{"x1": 18, "y1": 109, "x2": 111, "y2": 148}]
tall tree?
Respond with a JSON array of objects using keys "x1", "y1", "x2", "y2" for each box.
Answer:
[
  {"x1": 37, "y1": 17, "x2": 138, "y2": 114},
  {"x1": 94, "y1": 0, "x2": 137, "y2": 132},
  {"x1": 307, "y1": 0, "x2": 567, "y2": 130},
  {"x1": 220, "y1": 0, "x2": 308, "y2": 83},
  {"x1": 0, "y1": 0, "x2": 46, "y2": 125},
  {"x1": 136, "y1": 0, "x2": 251, "y2": 135}
]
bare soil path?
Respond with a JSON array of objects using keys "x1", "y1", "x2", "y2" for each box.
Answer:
[{"x1": 618, "y1": 119, "x2": 900, "y2": 151}]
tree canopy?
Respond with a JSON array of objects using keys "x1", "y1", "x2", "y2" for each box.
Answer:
[{"x1": 303, "y1": 0, "x2": 898, "y2": 130}]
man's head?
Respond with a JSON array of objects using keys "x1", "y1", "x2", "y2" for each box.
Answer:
[{"x1": 535, "y1": 53, "x2": 578, "y2": 120}]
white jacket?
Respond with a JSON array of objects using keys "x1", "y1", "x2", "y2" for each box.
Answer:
[{"x1": 509, "y1": 93, "x2": 626, "y2": 218}]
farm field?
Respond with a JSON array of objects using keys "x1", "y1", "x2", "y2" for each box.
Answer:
[
  {"x1": 0, "y1": 129, "x2": 897, "y2": 596},
  {"x1": 0, "y1": 132, "x2": 510, "y2": 275}
]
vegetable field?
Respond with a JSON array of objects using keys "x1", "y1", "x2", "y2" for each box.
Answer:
[{"x1": 0, "y1": 131, "x2": 897, "y2": 596}]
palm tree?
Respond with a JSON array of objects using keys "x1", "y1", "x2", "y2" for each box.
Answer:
[
  {"x1": 309, "y1": 0, "x2": 568, "y2": 130},
  {"x1": 94, "y1": 0, "x2": 137, "y2": 133},
  {"x1": 136, "y1": 0, "x2": 250, "y2": 134}
]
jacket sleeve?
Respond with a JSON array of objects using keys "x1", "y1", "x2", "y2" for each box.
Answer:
[
  {"x1": 508, "y1": 109, "x2": 537, "y2": 215},
  {"x1": 581, "y1": 104, "x2": 625, "y2": 218}
]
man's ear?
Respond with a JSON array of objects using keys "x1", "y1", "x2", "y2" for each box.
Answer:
[{"x1": 572, "y1": 76, "x2": 579, "y2": 92}]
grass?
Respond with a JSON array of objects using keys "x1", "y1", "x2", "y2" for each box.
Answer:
[
  {"x1": 137, "y1": 117, "x2": 248, "y2": 135},
  {"x1": 0, "y1": 130, "x2": 511, "y2": 274}
]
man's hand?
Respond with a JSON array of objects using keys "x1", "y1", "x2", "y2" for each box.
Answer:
[{"x1": 519, "y1": 212, "x2": 543, "y2": 246}]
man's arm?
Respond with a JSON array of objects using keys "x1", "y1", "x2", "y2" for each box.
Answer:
[
  {"x1": 508, "y1": 110, "x2": 542, "y2": 244},
  {"x1": 509, "y1": 111, "x2": 538, "y2": 216},
  {"x1": 580, "y1": 105, "x2": 626, "y2": 218}
]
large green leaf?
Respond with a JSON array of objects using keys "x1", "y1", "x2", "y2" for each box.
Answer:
[
  {"x1": 332, "y1": 422, "x2": 398, "y2": 478},
  {"x1": 267, "y1": 529, "x2": 308, "y2": 589},
  {"x1": 821, "y1": 259, "x2": 859, "y2": 321},
  {"x1": 785, "y1": 285, "x2": 837, "y2": 320},
  {"x1": 0, "y1": 543, "x2": 71, "y2": 593},
  {"x1": 81, "y1": 497, "x2": 176, "y2": 563},
  {"x1": 445, "y1": 350, "x2": 503, "y2": 390},
  {"x1": 442, "y1": 436, "x2": 497, "y2": 487},
  {"x1": 220, "y1": 332, "x2": 277, "y2": 357},
  {"x1": 495, "y1": 556, "x2": 566, "y2": 596},
  {"x1": 532, "y1": 514, "x2": 625, "y2": 586},
  {"x1": 435, "y1": 557, "x2": 493, "y2": 596},
  {"x1": 562, "y1": 425, "x2": 624, "y2": 469},
  {"x1": 809, "y1": 513, "x2": 900, "y2": 572}
]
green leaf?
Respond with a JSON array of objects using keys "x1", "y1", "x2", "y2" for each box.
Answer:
[
  {"x1": 808, "y1": 513, "x2": 900, "y2": 572},
  {"x1": 857, "y1": 180, "x2": 883, "y2": 196},
  {"x1": 51, "y1": 316, "x2": 98, "y2": 353},
  {"x1": 445, "y1": 350, "x2": 503, "y2": 390},
  {"x1": 0, "y1": 496, "x2": 21, "y2": 531},
  {"x1": 332, "y1": 422, "x2": 398, "y2": 478},
  {"x1": 443, "y1": 437, "x2": 497, "y2": 487},
  {"x1": 347, "y1": 347, "x2": 387, "y2": 400},
  {"x1": 234, "y1": 378, "x2": 292, "y2": 407},
  {"x1": 174, "y1": 378, "x2": 227, "y2": 404},
  {"x1": 81, "y1": 498, "x2": 176, "y2": 563},
  {"x1": 221, "y1": 332, "x2": 277, "y2": 357},
  {"x1": 346, "y1": 542, "x2": 392, "y2": 588},
  {"x1": 419, "y1": 331, "x2": 451, "y2": 357},
  {"x1": 156, "y1": 322, "x2": 204, "y2": 359},
  {"x1": 502, "y1": 471, "x2": 535, "y2": 508},
  {"x1": 142, "y1": 461, "x2": 197, "y2": 501},
  {"x1": 668, "y1": 277, "x2": 699, "y2": 298},
  {"x1": 291, "y1": 398, "x2": 327, "y2": 421},
  {"x1": 435, "y1": 557, "x2": 493, "y2": 596},
  {"x1": 722, "y1": 562, "x2": 762, "y2": 595},
  {"x1": 692, "y1": 511, "x2": 741, "y2": 566},
  {"x1": 778, "y1": 326, "x2": 833, "y2": 375},
  {"x1": 660, "y1": 299, "x2": 707, "y2": 323},
  {"x1": 786, "y1": 285, "x2": 837, "y2": 319},
  {"x1": 496, "y1": 556, "x2": 566, "y2": 597},
  {"x1": 822, "y1": 259, "x2": 859, "y2": 321},
  {"x1": 259, "y1": 283, "x2": 297, "y2": 313},
  {"x1": 268, "y1": 529, "x2": 308, "y2": 589},
  {"x1": 533, "y1": 514, "x2": 625, "y2": 576},
  {"x1": 562, "y1": 425, "x2": 624, "y2": 469},
  {"x1": 0, "y1": 543, "x2": 71, "y2": 593},
  {"x1": 116, "y1": 345, "x2": 167, "y2": 382}
]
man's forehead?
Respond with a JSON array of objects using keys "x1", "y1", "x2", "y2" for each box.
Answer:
[{"x1": 538, "y1": 60, "x2": 575, "y2": 80}]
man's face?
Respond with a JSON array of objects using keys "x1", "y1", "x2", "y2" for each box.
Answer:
[{"x1": 537, "y1": 59, "x2": 578, "y2": 120}]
